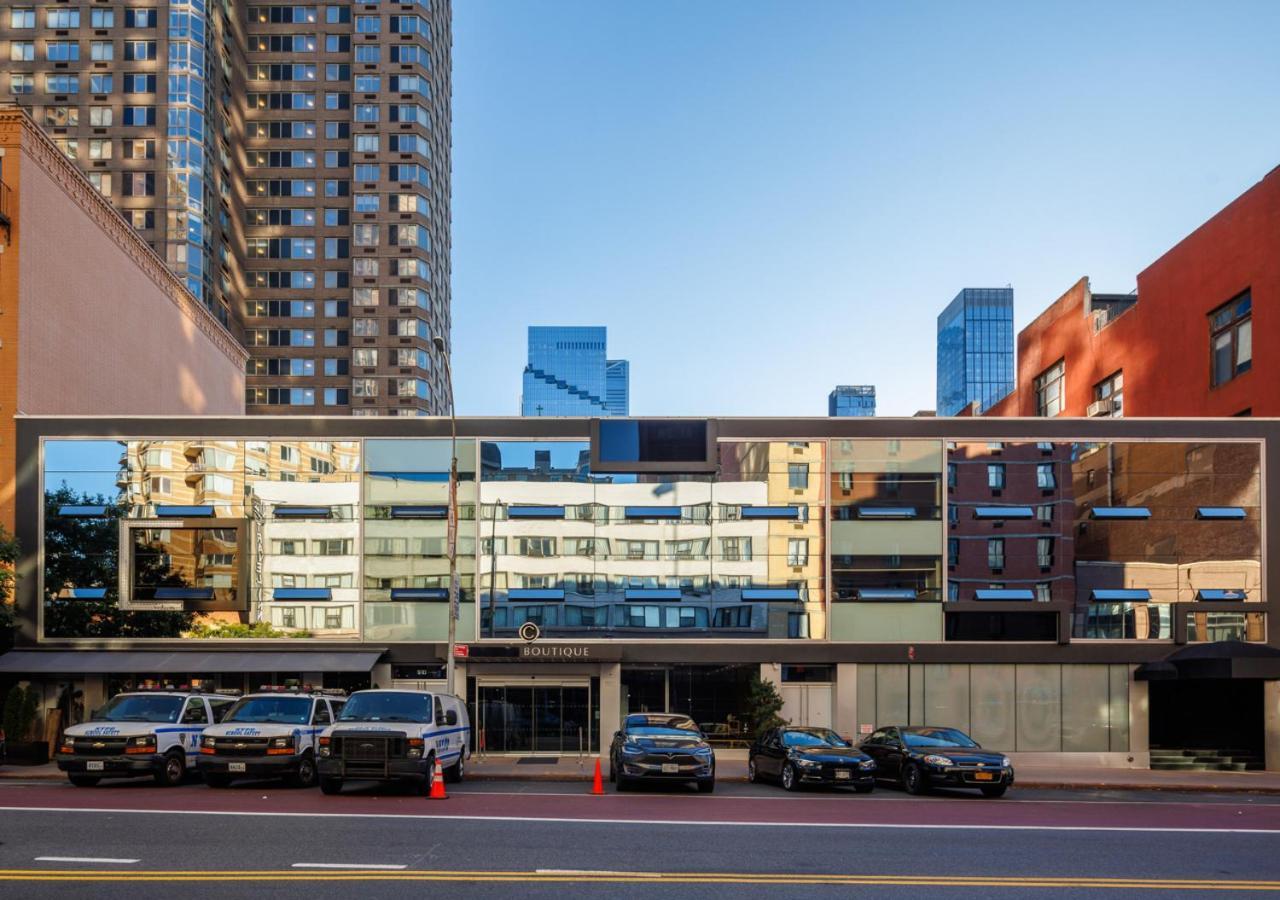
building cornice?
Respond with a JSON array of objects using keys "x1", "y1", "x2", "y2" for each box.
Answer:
[{"x1": 0, "y1": 107, "x2": 248, "y2": 365}]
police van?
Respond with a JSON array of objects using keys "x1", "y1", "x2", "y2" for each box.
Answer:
[
  {"x1": 198, "y1": 686, "x2": 346, "y2": 788},
  {"x1": 55, "y1": 687, "x2": 238, "y2": 787},
  {"x1": 317, "y1": 689, "x2": 470, "y2": 795}
]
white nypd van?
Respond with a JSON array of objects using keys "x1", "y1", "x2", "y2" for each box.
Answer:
[
  {"x1": 316, "y1": 689, "x2": 470, "y2": 795},
  {"x1": 56, "y1": 688, "x2": 237, "y2": 787},
  {"x1": 199, "y1": 687, "x2": 347, "y2": 788}
]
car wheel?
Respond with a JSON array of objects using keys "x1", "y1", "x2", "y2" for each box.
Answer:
[
  {"x1": 420, "y1": 756, "x2": 436, "y2": 795},
  {"x1": 444, "y1": 754, "x2": 464, "y2": 784},
  {"x1": 697, "y1": 778, "x2": 715, "y2": 794},
  {"x1": 781, "y1": 763, "x2": 799, "y2": 792},
  {"x1": 747, "y1": 758, "x2": 759, "y2": 784},
  {"x1": 286, "y1": 753, "x2": 317, "y2": 788},
  {"x1": 980, "y1": 785, "x2": 1008, "y2": 799},
  {"x1": 319, "y1": 777, "x2": 343, "y2": 796},
  {"x1": 68, "y1": 775, "x2": 101, "y2": 788},
  {"x1": 902, "y1": 763, "x2": 926, "y2": 796},
  {"x1": 154, "y1": 752, "x2": 185, "y2": 787},
  {"x1": 203, "y1": 773, "x2": 232, "y2": 789}
]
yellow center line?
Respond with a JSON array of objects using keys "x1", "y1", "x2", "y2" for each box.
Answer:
[{"x1": 3, "y1": 870, "x2": 1278, "y2": 889}]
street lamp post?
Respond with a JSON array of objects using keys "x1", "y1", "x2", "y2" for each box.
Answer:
[{"x1": 431, "y1": 334, "x2": 459, "y2": 697}]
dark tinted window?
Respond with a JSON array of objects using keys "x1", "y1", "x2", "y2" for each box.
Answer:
[
  {"x1": 225, "y1": 697, "x2": 312, "y2": 725},
  {"x1": 624, "y1": 714, "x2": 700, "y2": 737},
  {"x1": 902, "y1": 727, "x2": 979, "y2": 749},
  {"x1": 338, "y1": 691, "x2": 431, "y2": 723},
  {"x1": 782, "y1": 729, "x2": 849, "y2": 748},
  {"x1": 95, "y1": 695, "x2": 184, "y2": 723}
]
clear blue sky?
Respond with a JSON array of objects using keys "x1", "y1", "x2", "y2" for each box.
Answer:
[{"x1": 451, "y1": 0, "x2": 1280, "y2": 417}]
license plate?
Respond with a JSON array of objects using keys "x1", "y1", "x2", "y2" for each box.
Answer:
[
  {"x1": 661, "y1": 763, "x2": 679, "y2": 774},
  {"x1": 229, "y1": 762, "x2": 246, "y2": 773},
  {"x1": 86, "y1": 761, "x2": 104, "y2": 772},
  {"x1": 835, "y1": 770, "x2": 852, "y2": 781},
  {"x1": 973, "y1": 771, "x2": 994, "y2": 781}
]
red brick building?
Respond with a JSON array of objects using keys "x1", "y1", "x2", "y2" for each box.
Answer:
[{"x1": 985, "y1": 164, "x2": 1278, "y2": 418}]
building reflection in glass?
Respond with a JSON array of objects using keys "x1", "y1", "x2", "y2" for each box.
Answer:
[{"x1": 476, "y1": 440, "x2": 825, "y2": 639}]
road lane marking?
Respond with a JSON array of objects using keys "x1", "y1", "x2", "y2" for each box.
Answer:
[
  {"x1": 292, "y1": 863, "x2": 407, "y2": 870},
  {"x1": 34, "y1": 857, "x2": 139, "y2": 864},
  {"x1": 2, "y1": 805, "x2": 1278, "y2": 834},
  {"x1": 0, "y1": 869, "x2": 1279, "y2": 889},
  {"x1": 536, "y1": 869, "x2": 663, "y2": 877}
]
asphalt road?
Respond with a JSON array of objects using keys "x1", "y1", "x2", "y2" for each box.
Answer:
[{"x1": 1, "y1": 778, "x2": 1278, "y2": 898}]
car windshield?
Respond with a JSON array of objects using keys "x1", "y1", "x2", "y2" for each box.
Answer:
[
  {"x1": 93, "y1": 695, "x2": 184, "y2": 723},
  {"x1": 625, "y1": 715, "x2": 700, "y2": 737},
  {"x1": 903, "y1": 728, "x2": 980, "y2": 749},
  {"x1": 783, "y1": 729, "x2": 850, "y2": 748},
  {"x1": 224, "y1": 696, "x2": 312, "y2": 725},
  {"x1": 338, "y1": 692, "x2": 431, "y2": 724}
]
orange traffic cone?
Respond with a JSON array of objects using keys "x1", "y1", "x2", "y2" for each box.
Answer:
[
  {"x1": 591, "y1": 758, "x2": 605, "y2": 795},
  {"x1": 429, "y1": 756, "x2": 448, "y2": 799}
]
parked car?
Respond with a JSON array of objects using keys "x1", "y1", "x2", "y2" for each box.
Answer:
[
  {"x1": 860, "y1": 725, "x2": 1013, "y2": 798},
  {"x1": 749, "y1": 726, "x2": 876, "y2": 792},
  {"x1": 609, "y1": 713, "x2": 715, "y2": 793},
  {"x1": 200, "y1": 687, "x2": 346, "y2": 789}
]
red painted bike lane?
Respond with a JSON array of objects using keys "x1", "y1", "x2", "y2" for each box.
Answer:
[{"x1": 3, "y1": 783, "x2": 1279, "y2": 832}]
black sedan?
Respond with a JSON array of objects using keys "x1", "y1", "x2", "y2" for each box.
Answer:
[
  {"x1": 860, "y1": 726, "x2": 1013, "y2": 797},
  {"x1": 749, "y1": 727, "x2": 876, "y2": 792},
  {"x1": 609, "y1": 713, "x2": 716, "y2": 793}
]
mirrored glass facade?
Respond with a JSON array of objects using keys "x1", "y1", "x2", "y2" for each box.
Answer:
[{"x1": 936, "y1": 288, "x2": 1015, "y2": 416}]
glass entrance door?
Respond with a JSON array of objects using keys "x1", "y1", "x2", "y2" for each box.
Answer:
[{"x1": 478, "y1": 683, "x2": 591, "y2": 755}]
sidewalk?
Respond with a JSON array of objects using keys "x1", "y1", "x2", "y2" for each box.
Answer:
[{"x1": 7, "y1": 757, "x2": 1280, "y2": 794}]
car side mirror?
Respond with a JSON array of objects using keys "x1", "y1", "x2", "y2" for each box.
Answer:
[{"x1": 445, "y1": 709, "x2": 458, "y2": 726}]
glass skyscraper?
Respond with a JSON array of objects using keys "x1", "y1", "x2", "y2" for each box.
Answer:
[
  {"x1": 522, "y1": 326, "x2": 629, "y2": 416},
  {"x1": 936, "y1": 288, "x2": 1015, "y2": 416},
  {"x1": 829, "y1": 385, "x2": 876, "y2": 416}
]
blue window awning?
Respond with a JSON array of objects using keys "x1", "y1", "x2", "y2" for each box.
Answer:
[
  {"x1": 59, "y1": 587, "x2": 108, "y2": 600},
  {"x1": 1090, "y1": 507, "x2": 1151, "y2": 520},
  {"x1": 973, "y1": 589, "x2": 1036, "y2": 601},
  {"x1": 509, "y1": 588, "x2": 566, "y2": 601},
  {"x1": 389, "y1": 505, "x2": 448, "y2": 519},
  {"x1": 156, "y1": 505, "x2": 214, "y2": 518},
  {"x1": 273, "y1": 506, "x2": 332, "y2": 519},
  {"x1": 390, "y1": 588, "x2": 448, "y2": 601},
  {"x1": 273, "y1": 587, "x2": 332, "y2": 601},
  {"x1": 741, "y1": 588, "x2": 801, "y2": 602},
  {"x1": 857, "y1": 588, "x2": 917, "y2": 601},
  {"x1": 624, "y1": 506, "x2": 682, "y2": 520},
  {"x1": 1090, "y1": 588, "x2": 1152, "y2": 602},
  {"x1": 624, "y1": 588, "x2": 682, "y2": 601},
  {"x1": 1196, "y1": 589, "x2": 1248, "y2": 601},
  {"x1": 740, "y1": 506, "x2": 801, "y2": 520},
  {"x1": 973, "y1": 506, "x2": 1034, "y2": 520},
  {"x1": 1196, "y1": 507, "x2": 1246, "y2": 520},
  {"x1": 507, "y1": 506, "x2": 566, "y2": 520},
  {"x1": 58, "y1": 505, "x2": 110, "y2": 518},
  {"x1": 856, "y1": 507, "x2": 917, "y2": 520}
]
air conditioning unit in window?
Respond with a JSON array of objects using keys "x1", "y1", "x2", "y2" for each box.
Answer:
[{"x1": 1087, "y1": 398, "x2": 1115, "y2": 417}]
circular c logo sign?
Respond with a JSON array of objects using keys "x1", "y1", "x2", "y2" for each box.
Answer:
[{"x1": 519, "y1": 621, "x2": 541, "y2": 643}]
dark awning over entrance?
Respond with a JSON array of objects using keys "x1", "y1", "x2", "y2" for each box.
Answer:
[
  {"x1": 1135, "y1": 641, "x2": 1280, "y2": 681},
  {"x1": 0, "y1": 649, "x2": 385, "y2": 674}
]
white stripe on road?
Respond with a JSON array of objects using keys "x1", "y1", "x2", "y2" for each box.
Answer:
[
  {"x1": 292, "y1": 863, "x2": 407, "y2": 870},
  {"x1": 35, "y1": 856, "x2": 139, "y2": 864},
  {"x1": 3, "y1": 806, "x2": 1278, "y2": 835}
]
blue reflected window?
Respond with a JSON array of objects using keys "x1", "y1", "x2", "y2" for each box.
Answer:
[
  {"x1": 624, "y1": 588, "x2": 682, "y2": 601},
  {"x1": 1090, "y1": 507, "x2": 1151, "y2": 520},
  {"x1": 857, "y1": 588, "x2": 917, "y2": 601},
  {"x1": 855, "y1": 507, "x2": 917, "y2": 520},
  {"x1": 973, "y1": 506, "x2": 1034, "y2": 520},
  {"x1": 156, "y1": 505, "x2": 215, "y2": 517},
  {"x1": 509, "y1": 588, "x2": 566, "y2": 601},
  {"x1": 507, "y1": 506, "x2": 566, "y2": 520},
  {"x1": 61, "y1": 587, "x2": 108, "y2": 599},
  {"x1": 389, "y1": 505, "x2": 448, "y2": 519},
  {"x1": 741, "y1": 588, "x2": 801, "y2": 601},
  {"x1": 1196, "y1": 507, "x2": 1246, "y2": 520},
  {"x1": 1195, "y1": 589, "x2": 1248, "y2": 601},
  {"x1": 1090, "y1": 589, "x2": 1152, "y2": 602},
  {"x1": 973, "y1": 589, "x2": 1035, "y2": 601},
  {"x1": 390, "y1": 588, "x2": 448, "y2": 601},
  {"x1": 273, "y1": 588, "x2": 332, "y2": 601},
  {"x1": 740, "y1": 506, "x2": 802, "y2": 520},
  {"x1": 624, "y1": 506, "x2": 681, "y2": 520},
  {"x1": 273, "y1": 506, "x2": 332, "y2": 518},
  {"x1": 57, "y1": 505, "x2": 111, "y2": 518}
]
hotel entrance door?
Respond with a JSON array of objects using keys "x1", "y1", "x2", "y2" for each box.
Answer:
[{"x1": 476, "y1": 680, "x2": 592, "y2": 755}]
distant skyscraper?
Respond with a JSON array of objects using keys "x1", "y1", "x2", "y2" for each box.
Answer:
[
  {"x1": 829, "y1": 385, "x2": 876, "y2": 417},
  {"x1": 936, "y1": 288, "x2": 1015, "y2": 416},
  {"x1": 522, "y1": 326, "x2": 629, "y2": 416}
]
